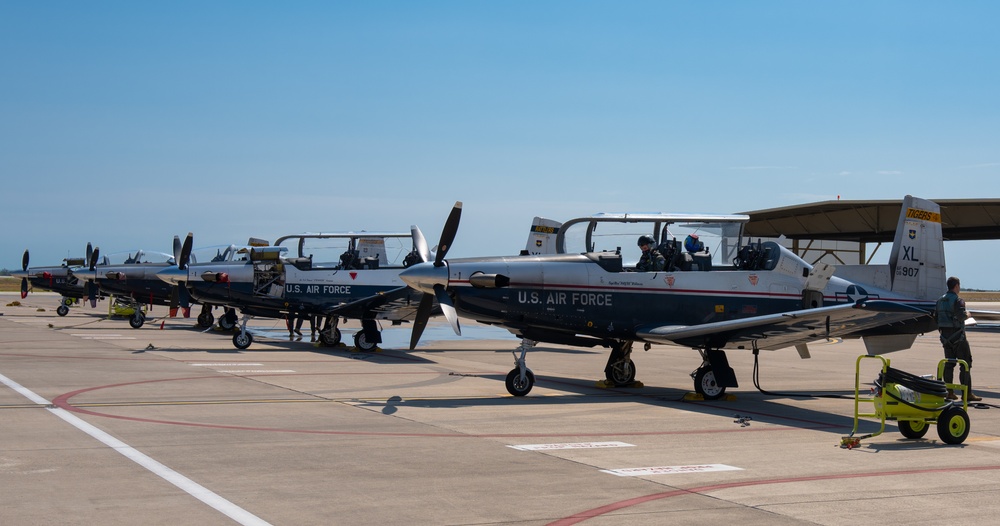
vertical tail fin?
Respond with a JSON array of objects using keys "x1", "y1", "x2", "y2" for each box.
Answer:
[
  {"x1": 888, "y1": 195, "x2": 946, "y2": 300},
  {"x1": 524, "y1": 217, "x2": 562, "y2": 255}
]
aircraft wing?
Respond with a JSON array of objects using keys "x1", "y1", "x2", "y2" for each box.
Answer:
[
  {"x1": 636, "y1": 300, "x2": 931, "y2": 351},
  {"x1": 320, "y1": 286, "x2": 428, "y2": 321}
]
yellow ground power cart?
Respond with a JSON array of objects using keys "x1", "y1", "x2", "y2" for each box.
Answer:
[{"x1": 841, "y1": 355, "x2": 970, "y2": 448}]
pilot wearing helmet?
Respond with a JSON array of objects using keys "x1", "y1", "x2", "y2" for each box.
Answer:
[{"x1": 635, "y1": 235, "x2": 666, "y2": 272}]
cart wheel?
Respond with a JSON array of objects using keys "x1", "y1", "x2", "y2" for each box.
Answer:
[
  {"x1": 898, "y1": 420, "x2": 930, "y2": 439},
  {"x1": 937, "y1": 406, "x2": 970, "y2": 445}
]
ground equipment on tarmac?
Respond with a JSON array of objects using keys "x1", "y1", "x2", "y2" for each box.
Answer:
[{"x1": 842, "y1": 355, "x2": 970, "y2": 448}]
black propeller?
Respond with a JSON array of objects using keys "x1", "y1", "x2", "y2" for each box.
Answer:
[
  {"x1": 408, "y1": 202, "x2": 463, "y2": 350},
  {"x1": 169, "y1": 233, "x2": 194, "y2": 314},
  {"x1": 20, "y1": 249, "x2": 29, "y2": 299},
  {"x1": 86, "y1": 244, "x2": 100, "y2": 301}
]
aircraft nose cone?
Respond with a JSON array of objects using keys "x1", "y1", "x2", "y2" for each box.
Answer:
[
  {"x1": 156, "y1": 266, "x2": 187, "y2": 286},
  {"x1": 10, "y1": 269, "x2": 28, "y2": 279},
  {"x1": 400, "y1": 262, "x2": 449, "y2": 295}
]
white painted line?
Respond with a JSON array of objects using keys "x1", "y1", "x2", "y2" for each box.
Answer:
[
  {"x1": 508, "y1": 441, "x2": 635, "y2": 451},
  {"x1": 71, "y1": 333, "x2": 122, "y2": 336},
  {"x1": 191, "y1": 363, "x2": 264, "y2": 367},
  {"x1": 602, "y1": 464, "x2": 743, "y2": 477},
  {"x1": 0, "y1": 371, "x2": 271, "y2": 526},
  {"x1": 80, "y1": 336, "x2": 137, "y2": 340}
]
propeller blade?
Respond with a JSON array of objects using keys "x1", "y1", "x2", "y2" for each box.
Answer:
[
  {"x1": 22, "y1": 249, "x2": 29, "y2": 271},
  {"x1": 179, "y1": 232, "x2": 193, "y2": 270},
  {"x1": 409, "y1": 293, "x2": 436, "y2": 350},
  {"x1": 87, "y1": 281, "x2": 99, "y2": 301},
  {"x1": 434, "y1": 201, "x2": 463, "y2": 267},
  {"x1": 20, "y1": 277, "x2": 28, "y2": 299},
  {"x1": 86, "y1": 243, "x2": 93, "y2": 267},
  {"x1": 179, "y1": 284, "x2": 190, "y2": 308},
  {"x1": 90, "y1": 247, "x2": 100, "y2": 270},
  {"x1": 170, "y1": 286, "x2": 179, "y2": 311},
  {"x1": 173, "y1": 235, "x2": 182, "y2": 264},
  {"x1": 434, "y1": 284, "x2": 461, "y2": 336},
  {"x1": 411, "y1": 225, "x2": 431, "y2": 263}
]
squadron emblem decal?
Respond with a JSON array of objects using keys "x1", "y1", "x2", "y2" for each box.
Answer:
[
  {"x1": 748, "y1": 274, "x2": 759, "y2": 286},
  {"x1": 909, "y1": 229, "x2": 917, "y2": 240},
  {"x1": 665, "y1": 276, "x2": 675, "y2": 287}
]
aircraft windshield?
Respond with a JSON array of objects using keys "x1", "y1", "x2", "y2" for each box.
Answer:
[
  {"x1": 102, "y1": 250, "x2": 174, "y2": 265},
  {"x1": 188, "y1": 245, "x2": 250, "y2": 264},
  {"x1": 277, "y1": 235, "x2": 415, "y2": 268},
  {"x1": 560, "y1": 219, "x2": 744, "y2": 267}
]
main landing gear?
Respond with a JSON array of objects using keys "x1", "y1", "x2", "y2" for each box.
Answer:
[
  {"x1": 604, "y1": 341, "x2": 637, "y2": 386},
  {"x1": 690, "y1": 348, "x2": 739, "y2": 400},
  {"x1": 196, "y1": 304, "x2": 214, "y2": 328},
  {"x1": 318, "y1": 315, "x2": 343, "y2": 347}
]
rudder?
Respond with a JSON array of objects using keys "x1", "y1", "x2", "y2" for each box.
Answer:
[{"x1": 888, "y1": 195, "x2": 946, "y2": 301}]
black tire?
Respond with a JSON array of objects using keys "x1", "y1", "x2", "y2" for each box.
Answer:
[
  {"x1": 606, "y1": 358, "x2": 636, "y2": 386},
  {"x1": 219, "y1": 310, "x2": 237, "y2": 331},
  {"x1": 354, "y1": 331, "x2": 378, "y2": 351},
  {"x1": 694, "y1": 366, "x2": 726, "y2": 400},
  {"x1": 129, "y1": 313, "x2": 144, "y2": 329},
  {"x1": 319, "y1": 328, "x2": 342, "y2": 346},
  {"x1": 56, "y1": 305, "x2": 69, "y2": 317},
  {"x1": 937, "y1": 406, "x2": 970, "y2": 445},
  {"x1": 197, "y1": 312, "x2": 214, "y2": 328},
  {"x1": 233, "y1": 332, "x2": 253, "y2": 350},
  {"x1": 505, "y1": 368, "x2": 535, "y2": 397},
  {"x1": 898, "y1": 420, "x2": 930, "y2": 439}
]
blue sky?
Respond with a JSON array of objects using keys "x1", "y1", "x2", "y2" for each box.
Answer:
[{"x1": 3, "y1": 2, "x2": 1000, "y2": 287}]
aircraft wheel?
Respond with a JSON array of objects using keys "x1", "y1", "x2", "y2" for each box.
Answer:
[
  {"x1": 898, "y1": 420, "x2": 930, "y2": 439},
  {"x1": 219, "y1": 310, "x2": 238, "y2": 331},
  {"x1": 197, "y1": 311, "x2": 214, "y2": 328},
  {"x1": 233, "y1": 332, "x2": 253, "y2": 350},
  {"x1": 354, "y1": 331, "x2": 378, "y2": 351},
  {"x1": 319, "y1": 328, "x2": 342, "y2": 346},
  {"x1": 607, "y1": 359, "x2": 636, "y2": 386},
  {"x1": 56, "y1": 305, "x2": 70, "y2": 317},
  {"x1": 937, "y1": 406, "x2": 970, "y2": 445},
  {"x1": 505, "y1": 368, "x2": 535, "y2": 397},
  {"x1": 129, "y1": 313, "x2": 145, "y2": 329},
  {"x1": 694, "y1": 366, "x2": 726, "y2": 400}
]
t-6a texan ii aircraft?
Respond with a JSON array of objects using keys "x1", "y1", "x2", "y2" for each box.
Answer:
[
  {"x1": 12, "y1": 244, "x2": 100, "y2": 315},
  {"x1": 157, "y1": 230, "x2": 434, "y2": 350},
  {"x1": 402, "y1": 196, "x2": 950, "y2": 398}
]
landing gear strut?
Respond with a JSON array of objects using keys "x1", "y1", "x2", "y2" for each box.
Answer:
[
  {"x1": 232, "y1": 313, "x2": 254, "y2": 349},
  {"x1": 505, "y1": 339, "x2": 536, "y2": 396}
]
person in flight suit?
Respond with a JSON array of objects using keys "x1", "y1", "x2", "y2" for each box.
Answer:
[
  {"x1": 936, "y1": 276, "x2": 982, "y2": 401},
  {"x1": 635, "y1": 235, "x2": 666, "y2": 272}
]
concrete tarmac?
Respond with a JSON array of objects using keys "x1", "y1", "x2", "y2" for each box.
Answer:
[{"x1": 2, "y1": 292, "x2": 1000, "y2": 525}]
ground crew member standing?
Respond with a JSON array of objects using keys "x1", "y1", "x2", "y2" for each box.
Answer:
[{"x1": 936, "y1": 276, "x2": 982, "y2": 401}]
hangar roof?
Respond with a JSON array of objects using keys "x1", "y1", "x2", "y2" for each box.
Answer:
[{"x1": 741, "y1": 198, "x2": 1000, "y2": 243}]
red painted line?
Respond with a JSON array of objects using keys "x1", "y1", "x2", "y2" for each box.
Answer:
[
  {"x1": 548, "y1": 465, "x2": 1000, "y2": 525},
  {"x1": 50, "y1": 375, "x2": 837, "y2": 437}
]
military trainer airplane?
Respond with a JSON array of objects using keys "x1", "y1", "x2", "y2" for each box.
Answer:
[
  {"x1": 12, "y1": 244, "x2": 101, "y2": 315},
  {"x1": 402, "y1": 196, "x2": 949, "y2": 398},
  {"x1": 69, "y1": 236, "x2": 216, "y2": 329},
  {"x1": 157, "y1": 230, "x2": 433, "y2": 350}
]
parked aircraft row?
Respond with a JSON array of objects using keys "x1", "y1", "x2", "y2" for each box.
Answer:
[{"x1": 12, "y1": 195, "x2": 980, "y2": 399}]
